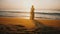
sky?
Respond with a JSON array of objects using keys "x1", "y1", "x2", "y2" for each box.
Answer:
[{"x1": 0, "y1": 0, "x2": 60, "y2": 11}]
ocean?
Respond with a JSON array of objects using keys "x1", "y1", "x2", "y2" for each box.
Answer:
[{"x1": 0, "y1": 10, "x2": 60, "y2": 20}]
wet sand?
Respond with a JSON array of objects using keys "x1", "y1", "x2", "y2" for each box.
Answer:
[
  {"x1": 0, "y1": 17, "x2": 37, "y2": 29},
  {"x1": 0, "y1": 17, "x2": 60, "y2": 29},
  {"x1": 0, "y1": 17, "x2": 60, "y2": 34}
]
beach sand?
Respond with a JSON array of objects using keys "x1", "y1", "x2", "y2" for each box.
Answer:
[{"x1": 0, "y1": 17, "x2": 60, "y2": 29}]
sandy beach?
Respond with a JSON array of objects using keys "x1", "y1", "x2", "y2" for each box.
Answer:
[{"x1": 0, "y1": 17, "x2": 60, "y2": 29}]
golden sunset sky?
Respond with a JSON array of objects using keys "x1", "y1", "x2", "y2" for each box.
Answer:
[{"x1": 0, "y1": 0, "x2": 60, "y2": 11}]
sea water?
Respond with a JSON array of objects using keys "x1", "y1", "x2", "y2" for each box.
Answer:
[{"x1": 0, "y1": 10, "x2": 60, "y2": 20}]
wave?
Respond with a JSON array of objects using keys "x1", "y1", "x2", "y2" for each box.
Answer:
[{"x1": 0, "y1": 11, "x2": 60, "y2": 19}]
